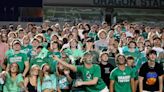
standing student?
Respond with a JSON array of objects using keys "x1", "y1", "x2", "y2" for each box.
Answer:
[
  {"x1": 24, "y1": 64, "x2": 40, "y2": 92},
  {"x1": 57, "y1": 63, "x2": 73, "y2": 92},
  {"x1": 139, "y1": 50, "x2": 163, "y2": 92},
  {"x1": 126, "y1": 56, "x2": 139, "y2": 92},
  {"x1": 7, "y1": 40, "x2": 29, "y2": 77},
  {"x1": 110, "y1": 54, "x2": 135, "y2": 92},
  {"x1": 53, "y1": 52, "x2": 109, "y2": 92},
  {"x1": 99, "y1": 52, "x2": 114, "y2": 87},
  {"x1": 0, "y1": 63, "x2": 27, "y2": 92},
  {"x1": 0, "y1": 33, "x2": 8, "y2": 70},
  {"x1": 37, "y1": 63, "x2": 57, "y2": 92}
]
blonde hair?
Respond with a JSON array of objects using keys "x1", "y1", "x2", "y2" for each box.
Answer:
[
  {"x1": 30, "y1": 64, "x2": 40, "y2": 76},
  {"x1": 97, "y1": 29, "x2": 107, "y2": 39}
]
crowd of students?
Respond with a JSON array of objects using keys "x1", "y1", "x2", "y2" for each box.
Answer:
[{"x1": 0, "y1": 21, "x2": 163, "y2": 92}]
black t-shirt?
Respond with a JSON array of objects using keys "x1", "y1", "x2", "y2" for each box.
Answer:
[
  {"x1": 99, "y1": 62, "x2": 114, "y2": 86},
  {"x1": 139, "y1": 62, "x2": 163, "y2": 91}
]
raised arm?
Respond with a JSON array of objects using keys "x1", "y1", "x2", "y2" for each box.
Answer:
[
  {"x1": 76, "y1": 77, "x2": 98, "y2": 87},
  {"x1": 53, "y1": 55, "x2": 77, "y2": 72}
]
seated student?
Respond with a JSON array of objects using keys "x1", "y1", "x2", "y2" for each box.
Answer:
[
  {"x1": 37, "y1": 63, "x2": 57, "y2": 92},
  {"x1": 110, "y1": 54, "x2": 135, "y2": 92},
  {"x1": 0, "y1": 63, "x2": 27, "y2": 92},
  {"x1": 99, "y1": 52, "x2": 114, "y2": 87},
  {"x1": 24, "y1": 65, "x2": 40, "y2": 92},
  {"x1": 53, "y1": 51, "x2": 109, "y2": 92}
]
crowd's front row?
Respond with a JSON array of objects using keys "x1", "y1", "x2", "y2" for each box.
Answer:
[{"x1": 0, "y1": 49, "x2": 163, "y2": 92}]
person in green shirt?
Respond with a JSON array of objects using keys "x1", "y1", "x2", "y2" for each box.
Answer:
[
  {"x1": 0, "y1": 63, "x2": 27, "y2": 92},
  {"x1": 53, "y1": 51, "x2": 109, "y2": 92},
  {"x1": 7, "y1": 40, "x2": 29, "y2": 77},
  {"x1": 64, "y1": 39, "x2": 84, "y2": 64},
  {"x1": 57, "y1": 63, "x2": 73, "y2": 92},
  {"x1": 88, "y1": 25, "x2": 98, "y2": 41},
  {"x1": 29, "y1": 38, "x2": 40, "y2": 60},
  {"x1": 37, "y1": 63, "x2": 58, "y2": 92},
  {"x1": 126, "y1": 56, "x2": 139, "y2": 92},
  {"x1": 123, "y1": 41, "x2": 141, "y2": 63},
  {"x1": 44, "y1": 28, "x2": 53, "y2": 42},
  {"x1": 30, "y1": 46, "x2": 48, "y2": 67},
  {"x1": 21, "y1": 35, "x2": 32, "y2": 58},
  {"x1": 110, "y1": 54, "x2": 135, "y2": 92},
  {"x1": 46, "y1": 41, "x2": 61, "y2": 73}
]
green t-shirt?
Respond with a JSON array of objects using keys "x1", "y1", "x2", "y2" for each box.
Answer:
[
  {"x1": 136, "y1": 56, "x2": 147, "y2": 70},
  {"x1": 64, "y1": 48, "x2": 84, "y2": 58},
  {"x1": 77, "y1": 64, "x2": 106, "y2": 92},
  {"x1": 64, "y1": 48, "x2": 84, "y2": 64},
  {"x1": 42, "y1": 42, "x2": 48, "y2": 48},
  {"x1": 21, "y1": 45, "x2": 32, "y2": 57},
  {"x1": 122, "y1": 27, "x2": 126, "y2": 32},
  {"x1": 58, "y1": 75, "x2": 70, "y2": 89},
  {"x1": 88, "y1": 32, "x2": 98, "y2": 41},
  {"x1": 123, "y1": 47, "x2": 141, "y2": 62},
  {"x1": 37, "y1": 74, "x2": 57, "y2": 92},
  {"x1": 141, "y1": 32, "x2": 148, "y2": 39},
  {"x1": 44, "y1": 33, "x2": 51, "y2": 42},
  {"x1": 5, "y1": 49, "x2": 14, "y2": 58},
  {"x1": 7, "y1": 53, "x2": 28, "y2": 73},
  {"x1": 29, "y1": 49, "x2": 37, "y2": 61},
  {"x1": 45, "y1": 51, "x2": 61, "y2": 73},
  {"x1": 3, "y1": 73, "x2": 23, "y2": 92},
  {"x1": 110, "y1": 66, "x2": 134, "y2": 92},
  {"x1": 30, "y1": 57, "x2": 47, "y2": 68},
  {"x1": 132, "y1": 66, "x2": 139, "y2": 80}
]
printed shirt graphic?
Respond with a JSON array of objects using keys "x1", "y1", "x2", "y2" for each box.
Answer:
[
  {"x1": 86, "y1": 71, "x2": 92, "y2": 80},
  {"x1": 146, "y1": 72, "x2": 158, "y2": 85},
  {"x1": 77, "y1": 64, "x2": 106, "y2": 92},
  {"x1": 139, "y1": 62, "x2": 163, "y2": 91},
  {"x1": 7, "y1": 53, "x2": 28, "y2": 73},
  {"x1": 30, "y1": 57, "x2": 47, "y2": 67},
  {"x1": 110, "y1": 66, "x2": 134, "y2": 92},
  {"x1": 100, "y1": 63, "x2": 114, "y2": 86},
  {"x1": 58, "y1": 76, "x2": 69, "y2": 89}
]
